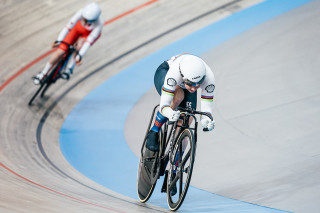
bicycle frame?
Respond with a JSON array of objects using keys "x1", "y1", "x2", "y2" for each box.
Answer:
[
  {"x1": 137, "y1": 104, "x2": 213, "y2": 209},
  {"x1": 165, "y1": 107, "x2": 213, "y2": 151},
  {"x1": 140, "y1": 105, "x2": 212, "y2": 170},
  {"x1": 162, "y1": 113, "x2": 196, "y2": 163},
  {"x1": 28, "y1": 42, "x2": 76, "y2": 105},
  {"x1": 49, "y1": 43, "x2": 75, "y2": 82}
]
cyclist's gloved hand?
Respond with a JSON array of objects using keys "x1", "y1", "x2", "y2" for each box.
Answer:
[
  {"x1": 162, "y1": 107, "x2": 180, "y2": 122},
  {"x1": 201, "y1": 117, "x2": 215, "y2": 131},
  {"x1": 52, "y1": 40, "x2": 60, "y2": 48}
]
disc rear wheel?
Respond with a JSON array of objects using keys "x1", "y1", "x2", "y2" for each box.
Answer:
[
  {"x1": 137, "y1": 148, "x2": 159, "y2": 202},
  {"x1": 137, "y1": 130, "x2": 163, "y2": 202}
]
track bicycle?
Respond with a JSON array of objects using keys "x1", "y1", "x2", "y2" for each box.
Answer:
[
  {"x1": 28, "y1": 41, "x2": 76, "y2": 105},
  {"x1": 137, "y1": 104, "x2": 213, "y2": 211}
]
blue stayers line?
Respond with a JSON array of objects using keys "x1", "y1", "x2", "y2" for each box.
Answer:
[{"x1": 60, "y1": 0, "x2": 310, "y2": 211}]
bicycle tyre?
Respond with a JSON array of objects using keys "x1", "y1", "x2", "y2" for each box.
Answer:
[
  {"x1": 137, "y1": 130, "x2": 164, "y2": 202},
  {"x1": 28, "y1": 82, "x2": 47, "y2": 105},
  {"x1": 167, "y1": 128, "x2": 195, "y2": 211},
  {"x1": 40, "y1": 61, "x2": 64, "y2": 98},
  {"x1": 28, "y1": 59, "x2": 63, "y2": 105},
  {"x1": 40, "y1": 80, "x2": 52, "y2": 98},
  {"x1": 137, "y1": 148, "x2": 158, "y2": 203}
]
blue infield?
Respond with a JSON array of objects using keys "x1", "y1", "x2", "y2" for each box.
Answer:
[{"x1": 60, "y1": 0, "x2": 311, "y2": 211}]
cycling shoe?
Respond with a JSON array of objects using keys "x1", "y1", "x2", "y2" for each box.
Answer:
[{"x1": 146, "y1": 130, "x2": 159, "y2": 152}]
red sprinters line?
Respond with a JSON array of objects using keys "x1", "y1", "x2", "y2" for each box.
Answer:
[
  {"x1": 0, "y1": 162, "x2": 125, "y2": 213},
  {"x1": 104, "y1": 0, "x2": 159, "y2": 25},
  {"x1": 0, "y1": 0, "x2": 160, "y2": 93},
  {"x1": 0, "y1": 49, "x2": 55, "y2": 92}
]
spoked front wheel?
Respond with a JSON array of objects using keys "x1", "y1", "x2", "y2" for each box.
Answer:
[{"x1": 167, "y1": 129, "x2": 195, "y2": 211}]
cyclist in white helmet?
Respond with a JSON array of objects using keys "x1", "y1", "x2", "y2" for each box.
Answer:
[
  {"x1": 146, "y1": 53, "x2": 216, "y2": 151},
  {"x1": 33, "y1": 2, "x2": 103, "y2": 85}
]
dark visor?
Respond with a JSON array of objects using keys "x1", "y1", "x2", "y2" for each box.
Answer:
[
  {"x1": 83, "y1": 18, "x2": 95, "y2": 24},
  {"x1": 183, "y1": 76, "x2": 205, "y2": 87}
]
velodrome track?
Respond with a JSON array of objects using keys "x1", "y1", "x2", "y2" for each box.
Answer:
[{"x1": 1, "y1": 0, "x2": 319, "y2": 213}]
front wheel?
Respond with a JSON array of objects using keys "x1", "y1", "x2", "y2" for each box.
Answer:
[
  {"x1": 28, "y1": 62, "x2": 62, "y2": 105},
  {"x1": 40, "y1": 64, "x2": 62, "y2": 98},
  {"x1": 167, "y1": 129, "x2": 196, "y2": 211},
  {"x1": 28, "y1": 81, "x2": 48, "y2": 105}
]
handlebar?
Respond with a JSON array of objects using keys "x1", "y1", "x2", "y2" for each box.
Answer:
[
  {"x1": 176, "y1": 107, "x2": 213, "y2": 120},
  {"x1": 176, "y1": 107, "x2": 213, "y2": 132},
  {"x1": 55, "y1": 41, "x2": 77, "y2": 52}
]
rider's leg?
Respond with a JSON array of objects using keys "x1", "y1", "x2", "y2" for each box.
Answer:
[
  {"x1": 43, "y1": 49, "x2": 65, "y2": 75},
  {"x1": 69, "y1": 37, "x2": 86, "y2": 70},
  {"x1": 65, "y1": 55, "x2": 75, "y2": 74},
  {"x1": 146, "y1": 111, "x2": 168, "y2": 151},
  {"x1": 34, "y1": 49, "x2": 65, "y2": 84},
  {"x1": 60, "y1": 53, "x2": 75, "y2": 80},
  {"x1": 146, "y1": 86, "x2": 184, "y2": 151},
  {"x1": 146, "y1": 62, "x2": 170, "y2": 151},
  {"x1": 150, "y1": 111, "x2": 168, "y2": 133},
  {"x1": 61, "y1": 37, "x2": 86, "y2": 79}
]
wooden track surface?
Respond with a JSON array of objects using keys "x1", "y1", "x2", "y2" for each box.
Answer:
[{"x1": 0, "y1": 0, "x2": 263, "y2": 212}]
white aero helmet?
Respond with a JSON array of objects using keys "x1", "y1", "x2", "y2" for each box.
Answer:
[
  {"x1": 179, "y1": 55, "x2": 206, "y2": 87},
  {"x1": 82, "y1": 3, "x2": 101, "y2": 22}
]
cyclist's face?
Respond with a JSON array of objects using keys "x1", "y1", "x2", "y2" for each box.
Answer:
[
  {"x1": 82, "y1": 18, "x2": 94, "y2": 26},
  {"x1": 184, "y1": 83, "x2": 200, "y2": 93}
]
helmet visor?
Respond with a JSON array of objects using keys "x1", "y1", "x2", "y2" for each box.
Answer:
[
  {"x1": 183, "y1": 75, "x2": 205, "y2": 87},
  {"x1": 83, "y1": 18, "x2": 95, "y2": 25}
]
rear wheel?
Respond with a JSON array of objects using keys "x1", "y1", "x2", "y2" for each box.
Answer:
[
  {"x1": 137, "y1": 148, "x2": 159, "y2": 202},
  {"x1": 167, "y1": 129, "x2": 195, "y2": 211},
  {"x1": 137, "y1": 130, "x2": 163, "y2": 202}
]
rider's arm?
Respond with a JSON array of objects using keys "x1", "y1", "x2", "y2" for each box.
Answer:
[
  {"x1": 159, "y1": 65, "x2": 182, "y2": 115},
  {"x1": 200, "y1": 64, "x2": 215, "y2": 115},
  {"x1": 199, "y1": 64, "x2": 215, "y2": 130},
  {"x1": 160, "y1": 88, "x2": 181, "y2": 122},
  {"x1": 160, "y1": 86, "x2": 175, "y2": 113},
  {"x1": 77, "y1": 18, "x2": 103, "y2": 59},
  {"x1": 56, "y1": 9, "x2": 82, "y2": 42}
]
